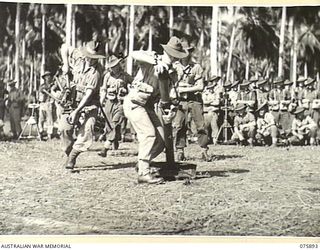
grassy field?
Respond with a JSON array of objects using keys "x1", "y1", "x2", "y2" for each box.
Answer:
[{"x1": 0, "y1": 139, "x2": 319, "y2": 236}]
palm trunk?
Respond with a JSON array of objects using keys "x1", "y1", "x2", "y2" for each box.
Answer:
[
  {"x1": 169, "y1": 6, "x2": 173, "y2": 37},
  {"x1": 29, "y1": 55, "x2": 33, "y2": 95},
  {"x1": 304, "y1": 63, "x2": 308, "y2": 78},
  {"x1": 65, "y1": 4, "x2": 73, "y2": 46},
  {"x1": 210, "y1": 6, "x2": 218, "y2": 77},
  {"x1": 217, "y1": 13, "x2": 222, "y2": 76},
  {"x1": 21, "y1": 38, "x2": 26, "y2": 91},
  {"x1": 245, "y1": 59, "x2": 250, "y2": 80},
  {"x1": 72, "y1": 8, "x2": 76, "y2": 47},
  {"x1": 14, "y1": 3, "x2": 21, "y2": 88},
  {"x1": 41, "y1": 5, "x2": 46, "y2": 85},
  {"x1": 278, "y1": 6, "x2": 286, "y2": 78},
  {"x1": 226, "y1": 7, "x2": 237, "y2": 81},
  {"x1": 288, "y1": 16, "x2": 294, "y2": 81},
  {"x1": 148, "y1": 21, "x2": 152, "y2": 52},
  {"x1": 293, "y1": 25, "x2": 298, "y2": 86},
  {"x1": 126, "y1": 5, "x2": 135, "y2": 75}
]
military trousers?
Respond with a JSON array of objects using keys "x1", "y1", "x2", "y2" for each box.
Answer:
[
  {"x1": 123, "y1": 96, "x2": 164, "y2": 176},
  {"x1": 9, "y1": 105, "x2": 22, "y2": 138},
  {"x1": 38, "y1": 102, "x2": 54, "y2": 135},
  {"x1": 173, "y1": 101, "x2": 208, "y2": 149},
  {"x1": 59, "y1": 108, "x2": 98, "y2": 155},
  {"x1": 204, "y1": 110, "x2": 220, "y2": 142}
]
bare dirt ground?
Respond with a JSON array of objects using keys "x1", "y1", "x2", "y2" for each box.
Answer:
[{"x1": 0, "y1": 138, "x2": 319, "y2": 236}]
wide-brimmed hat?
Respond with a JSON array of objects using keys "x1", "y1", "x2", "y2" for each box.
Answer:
[
  {"x1": 296, "y1": 75, "x2": 307, "y2": 83},
  {"x1": 41, "y1": 71, "x2": 52, "y2": 79},
  {"x1": 294, "y1": 106, "x2": 305, "y2": 115},
  {"x1": 161, "y1": 36, "x2": 189, "y2": 59},
  {"x1": 283, "y1": 79, "x2": 293, "y2": 86},
  {"x1": 106, "y1": 55, "x2": 123, "y2": 68},
  {"x1": 231, "y1": 80, "x2": 241, "y2": 89},
  {"x1": 304, "y1": 77, "x2": 316, "y2": 87},
  {"x1": 256, "y1": 77, "x2": 268, "y2": 86},
  {"x1": 234, "y1": 103, "x2": 247, "y2": 112},
  {"x1": 208, "y1": 75, "x2": 221, "y2": 83},
  {"x1": 224, "y1": 80, "x2": 232, "y2": 89},
  {"x1": 256, "y1": 101, "x2": 268, "y2": 112},
  {"x1": 206, "y1": 81, "x2": 217, "y2": 90},
  {"x1": 80, "y1": 41, "x2": 106, "y2": 59},
  {"x1": 273, "y1": 76, "x2": 284, "y2": 84},
  {"x1": 240, "y1": 79, "x2": 251, "y2": 88}
]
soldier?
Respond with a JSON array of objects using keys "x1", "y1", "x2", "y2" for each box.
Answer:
[
  {"x1": 202, "y1": 75, "x2": 221, "y2": 145},
  {"x1": 124, "y1": 36, "x2": 188, "y2": 184},
  {"x1": 38, "y1": 71, "x2": 55, "y2": 140},
  {"x1": 98, "y1": 56, "x2": 130, "y2": 157},
  {"x1": 289, "y1": 106, "x2": 317, "y2": 146},
  {"x1": 301, "y1": 77, "x2": 319, "y2": 111},
  {"x1": 0, "y1": 78, "x2": 8, "y2": 139},
  {"x1": 62, "y1": 41, "x2": 105, "y2": 170},
  {"x1": 294, "y1": 76, "x2": 307, "y2": 107},
  {"x1": 255, "y1": 78, "x2": 269, "y2": 105},
  {"x1": 172, "y1": 41, "x2": 210, "y2": 161},
  {"x1": 255, "y1": 101, "x2": 278, "y2": 146},
  {"x1": 269, "y1": 77, "x2": 285, "y2": 125},
  {"x1": 228, "y1": 80, "x2": 240, "y2": 108},
  {"x1": 6, "y1": 80, "x2": 23, "y2": 139},
  {"x1": 231, "y1": 103, "x2": 256, "y2": 146}
]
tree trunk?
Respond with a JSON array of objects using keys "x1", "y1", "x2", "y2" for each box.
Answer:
[
  {"x1": 41, "y1": 5, "x2": 46, "y2": 85},
  {"x1": 293, "y1": 25, "x2": 298, "y2": 86},
  {"x1": 127, "y1": 5, "x2": 135, "y2": 75},
  {"x1": 304, "y1": 63, "x2": 308, "y2": 78},
  {"x1": 169, "y1": 6, "x2": 174, "y2": 37},
  {"x1": 217, "y1": 13, "x2": 222, "y2": 77},
  {"x1": 72, "y1": 8, "x2": 76, "y2": 47},
  {"x1": 226, "y1": 7, "x2": 237, "y2": 81},
  {"x1": 245, "y1": 59, "x2": 250, "y2": 80},
  {"x1": 29, "y1": 55, "x2": 33, "y2": 95},
  {"x1": 288, "y1": 16, "x2": 294, "y2": 81},
  {"x1": 65, "y1": 4, "x2": 73, "y2": 47},
  {"x1": 278, "y1": 6, "x2": 286, "y2": 78},
  {"x1": 210, "y1": 6, "x2": 218, "y2": 77},
  {"x1": 21, "y1": 38, "x2": 26, "y2": 91},
  {"x1": 148, "y1": 20, "x2": 153, "y2": 52},
  {"x1": 14, "y1": 3, "x2": 21, "y2": 88}
]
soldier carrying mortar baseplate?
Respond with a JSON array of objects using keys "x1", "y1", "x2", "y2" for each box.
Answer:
[{"x1": 123, "y1": 36, "x2": 189, "y2": 184}]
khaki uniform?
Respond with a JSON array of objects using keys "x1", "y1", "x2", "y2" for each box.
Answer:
[
  {"x1": 231, "y1": 112, "x2": 256, "y2": 142},
  {"x1": 172, "y1": 61, "x2": 208, "y2": 150},
  {"x1": 7, "y1": 86, "x2": 23, "y2": 138},
  {"x1": 38, "y1": 83, "x2": 54, "y2": 137},
  {"x1": 60, "y1": 65, "x2": 101, "y2": 155},
  {"x1": 123, "y1": 60, "x2": 165, "y2": 176},
  {"x1": 289, "y1": 115, "x2": 317, "y2": 145},
  {"x1": 256, "y1": 112, "x2": 278, "y2": 144}
]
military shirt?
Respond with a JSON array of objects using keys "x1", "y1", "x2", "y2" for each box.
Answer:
[
  {"x1": 292, "y1": 115, "x2": 316, "y2": 133},
  {"x1": 234, "y1": 112, "x2": 255, "y2": 129},
  {"x1": 101, "y1": 71, "x2": 133, "y2": 92},
  {"x1": 257, "y1": 112, "x2": 275, "y2": 130}
]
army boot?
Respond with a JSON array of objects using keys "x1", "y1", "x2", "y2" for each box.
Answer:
[
  {"x1": 98, "y1": 148, "x2": 108, "y2": 158},
  {"x1": 65, "y1": 149, "x2": 81, "y2": 169},
  {"x1": 201, "y1": 147, "x2": 212, "y2": 162}
]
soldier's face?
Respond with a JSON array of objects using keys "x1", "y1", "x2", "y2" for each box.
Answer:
[{"x1": 259, "y1": 109, "x2": 266, "y2": 117}]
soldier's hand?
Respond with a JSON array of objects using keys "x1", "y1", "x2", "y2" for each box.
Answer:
[
  {"x1": 62, "y1": 64, "x2": 69, "y2": 74},
  {"x1": 68, "y1": 110, "x2": 79, "y2": 125},
  {"x1": 154, "y1": 61, "x2": 169, "y2": 76}
]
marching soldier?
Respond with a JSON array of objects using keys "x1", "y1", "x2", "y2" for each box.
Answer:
[
  {"x1": 6, "y1": 80, "x2": 23, "y2": 139},
  {"x1": 124, "y1": 36, "x2": 187, "y2": 184},
  {"x1": 255, "y1": 101, "x2": 278, "y2": 146},
  {"x1": 38, "y1": 71, "x2": 55, "y2": 140},
  {"x1": 289, "y1": 106, "x2": 317, "y2": 146},
  {"x1": 231, "y1": 103, "x2": 256, "y2": 146},
  {"x1": 172, "y1": 40, "x2": 210, "y2": 161},
  {"x1": 202, "y1": 75, "x2": 221, "y2": 145},
  {"x1": 62, "y1": 41, "x2": 105, "y2": 170}
]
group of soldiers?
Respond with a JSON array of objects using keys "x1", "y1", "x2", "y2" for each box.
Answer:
[{"x1": 2, "y1": 35, "x2": 320, "y2": 184}]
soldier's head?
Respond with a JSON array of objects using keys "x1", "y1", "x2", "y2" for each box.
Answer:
[
  {"x1": 181, "y1": 40, "x2": 194, "y2": 65},
  {"x1": 256, "y1": 102, "x2": 268, "y2": 117},
  {"x1": 41, "y1": 71, "x2": 53, "y2": 84},
  {"x1": 7, "y1": 80, "x2": 16, "y2": 90},
  {"x1": 80, "y1": 41, "x2": 106, "y2": 67},
  {"x1": 305, "y1": 77, "x2": 316, "y2": 90},
  {"x1": 106, "y1": 55, "x2": 123, "y2": 74},
  {"x1": 161, "y1": 36, "x2": 189, "y2": 64},
  {"x1": 294, "y1": 106, "x2": 306, "y2": 120},
  {"x1": 273, "y1": 76, "x2": 284, "y2": 89},
  {"x1": 283, "y1": 79, "x2": 293, "y2": 90},
  {"x1": 234, "y1": 103, "x2": 246, "y2": 116}
]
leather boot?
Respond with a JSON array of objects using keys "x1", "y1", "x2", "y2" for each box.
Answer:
[
  {"x1": 65, "y1": 149, "x2": 81, "y2": 169},
  {"x1": 201, "y1": 148, "x2": 212, "y2": 162},
  {"x1": 98, "y1": 148, "x2": 108, "y2": 158},
  {"x1": 138, "y1": 174, "x2": 164, "y2": 184}
]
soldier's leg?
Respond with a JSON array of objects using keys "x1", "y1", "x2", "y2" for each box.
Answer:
[
  {"x1": 59, "y1": 113, "x2": 75, "y2": 156},
  {"x1": 38, "y1": 104, "x2": 45, "y2": 136},
  {"x1": 269, "y1": 125, "x2": 278, "y2": 146},
  {"x1": 46, "y1": 104, "x2": 54, "y2": 138},
  {"x1": 12, "y1": 107, "x2": 22, "y2": 138},
  {"x1": 173, "y1": 102, "x2": 188, "y2": 160},
  {"x1": 203, "y1": 112, "x2": 212, "y2": 142},
  {"x1": 9, "y1": 108, "x2": 16, "y2": 138},
  {"x1": 210, "y1": 111, "x2": 219, "y2": 144},
  {"x1": 308, "y1": 126, "x2": 317, "y2": 146},
  {"x1": 246, "y1": 126, "x2": 256, "y2": 146},
  {"x1": 123, "y1": 99, "x2": 164, "y2": 183}
]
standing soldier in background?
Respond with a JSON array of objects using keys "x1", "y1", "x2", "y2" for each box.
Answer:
[
  {"x1": 38, "y1": 71, "x2": 55, "y2": 140},
  {"x1": 61, "y1": 41, "x2": 105, "y2": 170},
  {"x1": 172, "y1": 41, "x2": 210, "y2": 161},
  {"x1": 6, "y1": 80, "x2": 23, "y2": 139},
  {"x1": 0, "y1": 78, "x2": 8, "y2": 139},
  {"x1": 202, "y1": 75, "x2": 221, "y2": 145}
]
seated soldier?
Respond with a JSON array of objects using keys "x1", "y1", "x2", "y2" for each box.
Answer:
[
  {"x1": 255, "y1": 101, "x2": 278, "y2": 146},
  {"x1": 231, "y1": 103, "x2": 256, "y2": 146},
  {"x1": 289, "y1": 106, "x2": 317, "y2": 146}
]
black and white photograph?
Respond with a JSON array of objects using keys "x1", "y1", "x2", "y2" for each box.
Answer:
[{"x1": 0, "y1": 2, "x2": 319, "y2": 240}]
